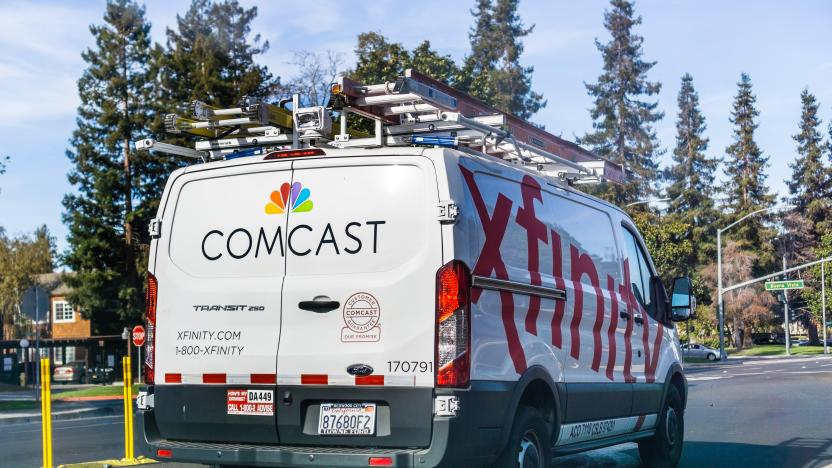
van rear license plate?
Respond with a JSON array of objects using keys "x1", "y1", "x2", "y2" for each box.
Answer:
[{"x1": 318, "y1": 403, "x2": 376, "y2": 435}]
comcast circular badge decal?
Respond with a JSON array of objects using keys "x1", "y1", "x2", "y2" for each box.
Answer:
[{"x1": 341, "y1": 292, "x2": 381, "y2": 342}]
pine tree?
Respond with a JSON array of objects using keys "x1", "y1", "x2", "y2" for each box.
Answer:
[
  {"x1": 160, "y1": 0, "x2": 278, "y2": 106},
  {"x1": 409, "y1": 41, "x2": 460, "y2": 85},
  {"x1": 459, "y1": 0, "x2": 545, "y2": 119},
  {"x1": 788, "y1": 89, "x2": 831, "y2": 239},
  {"x1": 666, "y1": 74, "x2": 720, "y2": 267},
  {"x1": 350, "y1": 32, "x2": 412, "y2": 85},
  {"x1": 63, "y1": 0, "x2": 154, "y2": 332},
  {"x1": 351, "y1": 33, "x2": 458, "y2": 86},
  {"x1": 138, "y1": 0, "x2": 280, "y2": 245},
  {"x1": 581, "y1": 0, "x2": 663, "y2": 206},
  {"x1": 724, "y1": 73, "x2": 776, "y2": 258}
]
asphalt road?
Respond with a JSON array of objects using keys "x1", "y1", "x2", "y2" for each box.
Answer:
[
  {"x1": 1, "y1": 415, "x2": 124, "y2": 467},
  {"x1": 2, "y1": 356, "x2": 831, "y2": 468},
  {"x1": 552, "y1": 355, "x2": 832, "y2": 467}
]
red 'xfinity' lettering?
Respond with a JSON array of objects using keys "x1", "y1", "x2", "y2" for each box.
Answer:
[
  {"x1": 605, "y1": 275, "x2": 619, "y2": 381},
  {"x1": 619, "y1": 259, "x2": 636, "y2": 383},
  {"x1": 570, "y1": 246, "x2": 605, "y2": 365},
  {"x1": 516, "y1": 176, "x2": 548, "y2": 336},
  {"x1": 460, "y1": 166, "x2": 526, "y2": 374},
  {"x1": 550, "y1": 230, "x2": 566, "y2": 349},
  {"x1": 641, "y1": 304, "x2": 664, "y2": 383},
  {"x1": 460, "y1": 165, "x2": 664, "y2": 382}
]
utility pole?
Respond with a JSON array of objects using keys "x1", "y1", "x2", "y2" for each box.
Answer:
[
  {"x1": 35, "y1": 284, "x2": 40, "y2": 402},
  {"x1": 783, "y1": 255, "x2": 791, "y2": 356},
  {"x1": 822, "y1": 261, "x2": 828, "y2": 355},
  {"x1": 717, "y1": 229, "x2": 726, "y2": 359}
]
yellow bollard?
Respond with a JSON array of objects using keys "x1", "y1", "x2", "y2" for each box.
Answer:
[
  {"x1": 122, "y1": 356, "x2": 134, "y2": 460},
  {"x1": 127, "y1": 356, "x2": 134, "y2": 459},
  {"x1": 40, "y1": 358, "x2": 53, "y2": 468}
]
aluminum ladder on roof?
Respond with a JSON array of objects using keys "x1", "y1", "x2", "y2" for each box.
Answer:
[
  {"x1": 132, "y1": 69, "x2": 627, "y2": 186},
  {"x1": 328, "y1": 69, "x2": 627, "y2": 185}
]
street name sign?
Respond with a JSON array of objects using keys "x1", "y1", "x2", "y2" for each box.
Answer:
[{"x1": 765, "y1": 280, "x2": 804, "y2": 291}]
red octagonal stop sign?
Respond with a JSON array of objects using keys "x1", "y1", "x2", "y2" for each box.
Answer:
[{"x1": 132, "y1": 325, "x2": 146, "y2": 347}]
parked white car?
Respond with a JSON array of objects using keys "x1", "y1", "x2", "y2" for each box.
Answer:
[{"x1": 681, "y1": 343, "x2": 720, "y2": 361}]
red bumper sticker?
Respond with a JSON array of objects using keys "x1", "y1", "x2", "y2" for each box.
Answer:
[{"x1": 227, "y1": 389, "x2": 274, "y2": 416}]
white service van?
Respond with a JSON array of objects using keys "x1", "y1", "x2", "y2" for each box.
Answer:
[{"x1": 136, "y1": 143, "x2": 694, "y2": 467}]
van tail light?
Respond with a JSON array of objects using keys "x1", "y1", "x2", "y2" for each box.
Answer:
[
  {"x1": 435, "y1": 260, "x2": 471, "y2": 388},
  {"x1": 144, "y1": 272, "x2": 158, "y2": 385}
]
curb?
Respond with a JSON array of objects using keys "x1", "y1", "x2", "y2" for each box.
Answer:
[
  {"x1": 732, "y1": 353, "x2": 832, "y2": 360},
  {"x1": 0, "y1": 404, "x2": 117, "y2": 425},
  {"x1": 57, "y1": 456, "x2": 157, "y2": 467},
  {"x1": 60, "y1": 395, "x2": 136, "y2": 402}
]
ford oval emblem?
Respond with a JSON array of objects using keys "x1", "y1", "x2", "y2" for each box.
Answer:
[{"x1": 347, "y1": 364, "x2": 374, "y2": 377}]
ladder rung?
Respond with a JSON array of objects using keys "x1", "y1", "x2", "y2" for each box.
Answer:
[
  {"x1": 194, "y1": 134, "x2": 292, "y2": 151},
  {"x1": 355, "y1": 93, "x2": 422, "y2": 107}
]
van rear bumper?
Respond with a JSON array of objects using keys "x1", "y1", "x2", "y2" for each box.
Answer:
[{"x1": 136, "y1": 381, "x2": 515, "y2": 467}]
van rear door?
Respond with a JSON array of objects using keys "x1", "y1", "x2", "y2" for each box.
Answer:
[
  {"x1": 276, "y1": 154, "x2": 442, "y2": 447},
  {"x1": 152, "y1": 162, "x2": 291, "y2": 443}
]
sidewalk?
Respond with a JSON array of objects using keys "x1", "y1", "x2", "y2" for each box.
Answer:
[{"x1": 729, "y1": 353, "x2": 832, "y2": 364}]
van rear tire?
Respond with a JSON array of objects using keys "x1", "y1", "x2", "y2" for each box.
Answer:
[
  {"x1": 496, "y1": 405, "x2": 552, "y2": 468},
  {"x1": 638, "y1": 385, "x2": 684, "y2": 468}
]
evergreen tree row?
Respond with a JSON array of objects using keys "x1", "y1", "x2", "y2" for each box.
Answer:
[{"x1": 63, "y1": 0, "x2": 276, "y2": 332}]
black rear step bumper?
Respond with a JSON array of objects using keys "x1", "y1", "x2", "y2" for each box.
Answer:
[
  {"x1": 138, "y1": 409, "x2": 442, "y2": 467},
  {"x1": 136, "y1": 381, "x2": 515, "y2": 467}
]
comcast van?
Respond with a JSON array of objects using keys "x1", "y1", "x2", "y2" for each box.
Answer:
[{"x1": 136, "y1": 144, "x2": 694, "y2": 468}]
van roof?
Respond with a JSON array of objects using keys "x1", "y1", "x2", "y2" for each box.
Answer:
[{"x1": 174, "y1": 146, "x2": 628, "y2": 220}]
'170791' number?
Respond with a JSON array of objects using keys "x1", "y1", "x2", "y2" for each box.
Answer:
[{"x1": 387, "y1": 361, "x2": 433, "y2": 373}]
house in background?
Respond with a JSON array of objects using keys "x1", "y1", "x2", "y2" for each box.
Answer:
[
  {"x1": 1, "y1": 272, "x2": 131, "y2": 385},
  {"x1": 15, "y1": 273, "x2": 92, "y2": 365}
]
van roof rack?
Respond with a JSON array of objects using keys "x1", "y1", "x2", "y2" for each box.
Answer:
[{"x1": 134, "y1": 69, "x2": 627, "y2": 186}]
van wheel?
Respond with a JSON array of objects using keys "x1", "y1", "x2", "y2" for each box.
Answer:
[
  {"x1": 706, "y1": 353, "x2": 716, "y2": 361},
  {"x1": 638, "y1": 385, "x2": 684, "y2": 468},
  {"x1": 496, "y1": 405, "x2": 552, "y2": 468}
]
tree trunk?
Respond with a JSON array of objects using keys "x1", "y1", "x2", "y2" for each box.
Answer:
[
  {"x1": 123, "y1": 138, "x2": 132, "y2": 248},
  {"x1": 733, "y1": 317, "x2": 744, "y2": 350},
  {"x1": 806, "y1": 318, "x2": 820, "y2": 345}
]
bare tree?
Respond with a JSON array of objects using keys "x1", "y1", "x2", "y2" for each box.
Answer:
[
  {"x1": 284, "y1": 50, "x2": 346, "y2": 107},
  {"x1": 700, "y1": 241, "x2": 777, "y2": 349}
]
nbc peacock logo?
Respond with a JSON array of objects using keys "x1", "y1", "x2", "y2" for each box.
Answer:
[{"x1": 265, "y1": 182, "x2": 313, "y2": 214}]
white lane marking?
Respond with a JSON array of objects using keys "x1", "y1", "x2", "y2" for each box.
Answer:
[{"x1": 687, "y1": 375, "x2": 726, "y2": 381}]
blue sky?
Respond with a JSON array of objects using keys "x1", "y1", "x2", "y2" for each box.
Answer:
[{"x1": 1, "y1": 0, "x2": 831, "y2": 257}]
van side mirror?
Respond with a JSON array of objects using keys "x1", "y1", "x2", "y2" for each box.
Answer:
[{"x1": 670, "y1": 276, "x2": 695, "y2": 322}]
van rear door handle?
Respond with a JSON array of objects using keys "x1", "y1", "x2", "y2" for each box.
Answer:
[
  {"x1": 619, "y1": 311, "x2": 631, "y2": 320},
  {"x1": 299, "y1": 297, "x2": 340, "y2": 313},
  {"x1": 634, "y1": 314, "x2": 644, "y2": 325}
]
